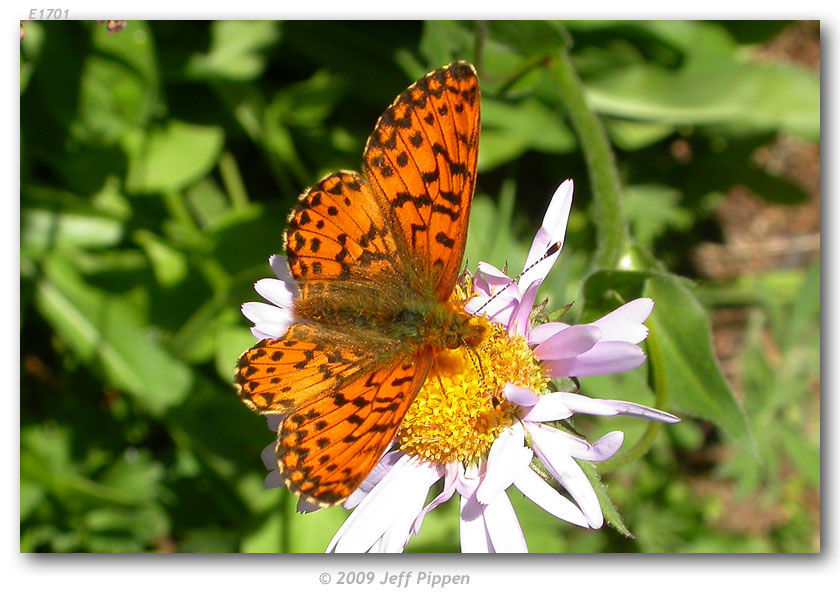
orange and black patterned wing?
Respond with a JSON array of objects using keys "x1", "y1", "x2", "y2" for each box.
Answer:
[
  {"x1": 284, "y1": 170, "x2": 402, "y2": 290},
  {"x1": 235, "y1": 323, "x2": 433, "y2": 506},
  {"x1": 362, "y1": 62, "x2": 480, "y2": 300},
  {"x1": 274, "y1": 349, "x2": 433, "y2": 506},
  {"x1": 235, "y1": 324, "x2": 374, "y2": 414}
]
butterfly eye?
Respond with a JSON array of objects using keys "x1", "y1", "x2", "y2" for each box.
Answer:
[{"x1": 444, "y1": 332, "x2": 461, "y2": 350}]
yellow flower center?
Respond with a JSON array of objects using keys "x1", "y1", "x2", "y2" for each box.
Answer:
[{"x1": 396, "y1": 321, "x2": 549, "y2": 465}]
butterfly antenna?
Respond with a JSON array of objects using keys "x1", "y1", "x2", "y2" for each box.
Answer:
[
  {"x1": 473, "y1": 240, "x2": 564, "y2": 316},
  {"x1": 434, "y1": 372, "x2": 449, "y2": 400},
  {"x1": 459, "y1": 336, "x2": 499, "y2": 406}
]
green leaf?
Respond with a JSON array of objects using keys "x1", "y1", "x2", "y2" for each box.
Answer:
[
  {"x1": 480, "y1": 97, "x2": 576, "y2": 170},
  {"x1": 185, "y1": 21, "x2": 281, "y2": 81},
  {"x1": 579, "y1": 460, "x2": 632, "y2": 538},
  {"x1": 215, "y1": 325, "x2": 258, "y2": 383},
  {"x1": 90, "y1": 20, "x2": 159, "y2": 89},
  {"x1": 644, "y1": 275, "x2": 754, "y2": 449},
  {"x1": 779, "y1": 426, "x2": 820, "y2": 488},
  {"x1": 22, "y1": 206, "x2": 124, "y2": 257},
  {"x1": 126, "y1": 120, "x2": 224, "y2": 194},
  {"x1": 186, "y1": 177, "x2": 232, "y2": 229},
  {"x1": 284, "y1": 502, "x2": 348, "y2": 553},
  {"x1": 582, "y1": 267, "x2": 754, "y2": 449},
  {"x1": 133, "y1": 230, "x2": 189, "y2": 288},
  {"x1": 486, "y1": 20, "x2": 568, "y2": 56},
  {"x1": 73, "y1": 52, "x2": 157, "y2": 144},
  {"x1": 585, "y1": 61, "x2": 820, "y2": 141},
  {"x1": 419, "y1": 21, "x2": 475, "y2": 69},
  {"x1": 20, "y1": 480, "x2": 46, "y2": 521},
  {"x1": 623, "y1": 184, "x2": 692, "y2": 248},
  {"x1": 99, "y1": 450, "x2": 167, "y2": 504},
  {"x1": 786, "y1": 259, "x2": 820, "y2": 351},
  {"x1": 604, "y1": 118, "x2": 675, "y2": 150},
  {"x1": 34, "y1": 255, "x2": 193, "y2": 414},
  {"x1": 241, "y1": 510, "x2": 284, "y2": 553}
]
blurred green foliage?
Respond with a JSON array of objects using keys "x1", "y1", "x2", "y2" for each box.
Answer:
[{"x1": 20, "y1": 20, "x2": 819, "y2": 553}]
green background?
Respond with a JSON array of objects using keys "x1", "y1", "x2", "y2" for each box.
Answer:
[{"x1": 20, "y1": 20, "x2": 820, "y2": 552}]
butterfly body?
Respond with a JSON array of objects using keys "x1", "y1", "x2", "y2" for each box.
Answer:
[{"x1": 236, "y1": 62, "x2": 481, "y2": 506}]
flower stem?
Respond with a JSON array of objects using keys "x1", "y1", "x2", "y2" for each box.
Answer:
[{"x1": 547, "y1": 46, "x2": 631, "y2": 270}]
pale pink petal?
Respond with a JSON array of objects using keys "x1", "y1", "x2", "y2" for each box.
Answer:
[
  {"x1": 477, "y1": 423, "x2": 533, "y2": 505},
  {"x1": 249, "y1": 326, "x2": 273, "y2": 341},
  {"x1": 465, "y1": 275, "x2": 522, "y2": 318},
  {"x1": 242, "y1": 301, "x2": 294, "y2": 338},
  {"x1": 559, "y1": 394, "x2": 680, "y2": 423},
  {"x1": 250, "y1": 319, "x2": 293, "y2": 339},
  {"x1": 522, "y1": 392, "x2": 574, "y2": 422},
  {"x1": 460, "y1": 494, "x2": 492, "y2": 553},
  {"x1": 343, "y1": 451, "x2": 404, "y2": 509},
  {"x1": 526, "y1": 426, "x2": 622, "y2": 464},
  {"x1": 517, "y1": 180, "x2": 573, "y2": 293},
  {"x1": 368, "y1": 536, "x2": 386, "y2": 553},
  {"x1": 375, "y1": 466, "x2": 442, "y2": 553},
  {"x1": 534, "y1": 324, "x2": 601, "y2": 360},
  {"x1": 264, "y1": 470, "x2": 282, "y2": 490},
  {"x1": 412, "y1": 463, "x2": 458, "y2": 535},
  {"x1": 266, "y1": 415, "x2": 283, "y2": 431},
  {"x1": 529, "y1": 423, "x2": 592, "y2": 455},
  {"x1": 260, "y1": 443, "x2": 276, "y2": 470},
  {"x1": 543, "y1": 341, "x2": 646, "y2": 377},
  {"x1": 465, "y1": 293, "x2": 519, "y2": 324},
  {"x1": 528, "y1": 321, "x2": 569, "y2": 346},
  {"x1": 268, "y1": 255, "x2": 297, "y2": 289},
  {"x1": 503, "y1": 382, "x2": 540, "y2": 407},
  {"x1": 241, "y1": 301, "x2": 291, "y2": 326},
  {"x1": 328, "y1": 457, "x2": 437, "y2": 552},
  {"x1": 472, "y1": 272, "x2": 492, "y2": 296},
  {"x1": 508, "y1": 280, "x2": 541, "y2": 337},
  {"x1": 483, "y1": 492, "x2": 528, "y2": 553},
  {"x1": 525, "y1": 422, "x2": 603, "y2": 528},
  {"x1": 568, "y1": 431, "x2": 624, "y2": 462},
  {"x1": 467, "y1": 262, "x2": 522, "y2": 324},
  {"x1": 296, "y1": 498, "x2": 322, "y2": 514},
  {"x1": 593, "y1": 298, "x2": 653, "y2": 343},
  {"x1": 476, "y1": 261, "x2": 513, "y2": 285},
  {"x1": 254, "y1": 277, "x2": 296, "y2": 309},
  {"x1": 513, "y1": 468, "x2": 589, "y2": 528}
]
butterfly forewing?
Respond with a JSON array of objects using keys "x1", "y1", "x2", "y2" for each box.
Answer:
[
  {"x1": 363, "y1": 62, "x2": 480, "y2": 299},
  {"x1": 284, "y1": 171, "x2": 403, "y2": 287}
]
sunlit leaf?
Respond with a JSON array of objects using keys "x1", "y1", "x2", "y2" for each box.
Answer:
[
  {"x1": 185, "y1": 20, "x2": 281, "y2": 81},
  {"x1": 34, "y1": 255, "x2": 193, "y2": 414},
  {"x1": 126, "y1": 120, "x2": 224, "y2": 194}
]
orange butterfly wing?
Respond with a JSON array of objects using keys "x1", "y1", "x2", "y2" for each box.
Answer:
[
  {"x1": 284, "y1": 170, "x2": 404, "y2": 288},
  {"x1": 237, "y1": 326, "x2": 433, "y2": 506},
  {"x1": 363, "y1": 61, "x2": 480, "y2": 299},
  {"x1": 236, "y1": 63, "x2": 481, "y2": 506}
]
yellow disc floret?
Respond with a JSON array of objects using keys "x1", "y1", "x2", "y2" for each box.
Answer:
[{"x1": 397, "y1": 318, "x2": 549, "y2": 465}]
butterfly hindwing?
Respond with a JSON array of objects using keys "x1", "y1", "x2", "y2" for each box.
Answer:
[
  {"x1": 235, "y1": 325, "x2": 371, "y2": 414},
  {"x1": 275, "y1": 349, "x2": 434, "y2": 506}
]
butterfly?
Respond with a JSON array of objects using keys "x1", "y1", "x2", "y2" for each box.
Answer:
[{"x1": 235, "y1": 62, "x2": 484, "y2": 507}]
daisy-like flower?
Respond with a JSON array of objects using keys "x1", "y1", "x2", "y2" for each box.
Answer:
[{"x1": 244, "y1": 180, "x2": 679, "y2": 553}]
